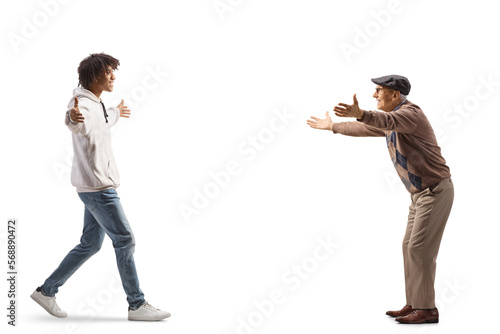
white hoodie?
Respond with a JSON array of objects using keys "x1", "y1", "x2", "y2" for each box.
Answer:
[{"x1": 65, "y1": 87, "x2": 120, "y2": 192}]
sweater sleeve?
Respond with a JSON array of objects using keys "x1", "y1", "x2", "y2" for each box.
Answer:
[
  {"x1": 358, "y1": 106, "x2": 419, "y2": 134},
  {"x1": 332, "y1": 122, "x2": 385, "y2": 137}
]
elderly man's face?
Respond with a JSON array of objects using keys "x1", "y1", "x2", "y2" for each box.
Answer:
[{"x1": 372, "y1": 85, "x2": 402, "y2": 112}]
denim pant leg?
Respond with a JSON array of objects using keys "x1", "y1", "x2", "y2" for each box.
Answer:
[
  {"x1": 41, "y1": 207, "x2": 105, "y2": 297},
  {"x1": 78, "y1": 189, "x2": 145, "y2": 310}
]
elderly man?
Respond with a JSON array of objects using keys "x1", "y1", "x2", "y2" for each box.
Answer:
[{"x1": 307, "y1": 75, "x2": 454, "y2": 324}]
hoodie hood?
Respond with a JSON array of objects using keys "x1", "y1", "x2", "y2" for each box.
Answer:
[{"x1": 67, "y1": 87, "x2": 100, "y2": 109}]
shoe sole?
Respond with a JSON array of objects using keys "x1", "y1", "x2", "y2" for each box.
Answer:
[
  {"x1": 396, "y1": 318, "x2": 439, "y2": 324},
  {"x1": 30, "y1": 293, "x2": 67, "y2": 318},
  {"x1": 128, "y1": 313, "x2": 171, "y2": 321}
]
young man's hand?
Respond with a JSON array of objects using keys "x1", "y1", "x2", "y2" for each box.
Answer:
[
  {"x1": 117, "y1": 99, "x2": 131, "y2": 118},
  {"x1": 334, "y1": 94, "x2": 364, "y2": 120},
  {"x1": 307, "y1": 111, "x2": 334, "y2": 131},
  {"x1": 69, "y1": 97, "x2": 85, "y2": 123}
]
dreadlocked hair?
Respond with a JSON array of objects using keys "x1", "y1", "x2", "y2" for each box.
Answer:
[{"x1": 77, "y1": 53, "x2": 120, "y2": 89}]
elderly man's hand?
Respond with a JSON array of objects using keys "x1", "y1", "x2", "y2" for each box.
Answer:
[
  {"x1": 334, "y1": 94, "x2": 364, "y2": 120},
  {"x1": 307, "y1": 111, "x2": 334, "y2": 131}
]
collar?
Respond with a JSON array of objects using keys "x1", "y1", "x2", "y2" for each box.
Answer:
[{"x1": 393, "y1": 98, "x2": 407, "y2": 111}]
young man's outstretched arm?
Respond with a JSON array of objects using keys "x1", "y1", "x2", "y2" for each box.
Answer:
[{"x1": 65, "y1": 97, "x2": 92, "y2": 136}]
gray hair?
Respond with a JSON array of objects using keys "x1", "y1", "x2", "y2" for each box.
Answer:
[{"x1": 399, "y1": 93, "x2": 407, "y2": 101}]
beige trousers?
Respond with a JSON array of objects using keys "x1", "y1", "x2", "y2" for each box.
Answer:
[{"x1": 403, "y1": 178, "x2": 454, "y2": 309}]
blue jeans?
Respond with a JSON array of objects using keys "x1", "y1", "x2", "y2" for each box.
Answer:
[{"x1": 41, "y1": 189, "x2": 145, "y2": 310}]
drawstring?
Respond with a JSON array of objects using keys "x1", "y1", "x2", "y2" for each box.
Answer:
[{"x1": 100, "y1": 101, "x2": 108, "y2": 123}]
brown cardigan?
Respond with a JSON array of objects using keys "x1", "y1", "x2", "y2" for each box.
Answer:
[{"x1": 332, "y1": 100, "x2": 451, "y2": 193}]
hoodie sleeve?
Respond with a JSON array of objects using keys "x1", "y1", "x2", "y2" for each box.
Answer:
[
  {"x1": 332, "y1": 122, "x2": 385, "y2": 137},
  {"x1": 65, "y1": 104, "x2": 92, "y2": 136},
  {"x1": 358, "y1": 105, "x2": 419, "y2": 134},
  {"x1": 105, "y1": 107, "x2": 120, "y2": 128}
]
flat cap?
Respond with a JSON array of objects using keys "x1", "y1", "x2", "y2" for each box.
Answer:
[{"x1": 371, "y1": 75, "x2": 411, "y2": 95}]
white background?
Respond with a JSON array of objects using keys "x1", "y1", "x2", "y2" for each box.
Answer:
[{"x1": 1, "y1": 0, "x2": 499, "y2": 333}]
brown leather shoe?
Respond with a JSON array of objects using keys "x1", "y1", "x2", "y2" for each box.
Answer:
[
  {"x1": 386, "y1": 305, "x2": 413, "y2": 317},
  {"x1": 395, "y1": 308, "x2": 439, "y2": 324}
]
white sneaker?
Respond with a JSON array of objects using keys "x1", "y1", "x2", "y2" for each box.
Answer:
[
  {"x1": 30, "y1": 289, "x2": 67, "y2": 318},
  {"x1": 128, "y1": 302, "x2": 171, "y2": 321}
]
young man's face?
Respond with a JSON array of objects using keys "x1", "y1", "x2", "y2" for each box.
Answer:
[
  {"x1": 372, "y1": 85, "x2": 401, "y2": 112},
  {"x1": 93, "y1": 66, "x2": 116, "y2": 93}
]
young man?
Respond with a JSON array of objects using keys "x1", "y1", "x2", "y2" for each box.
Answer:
[
  {"x1": 31, "y1": 53, "x2": 170, "y2": 321},
  {"x1": 307, "y1": 75, "x2": 454, "y2": 324}
]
